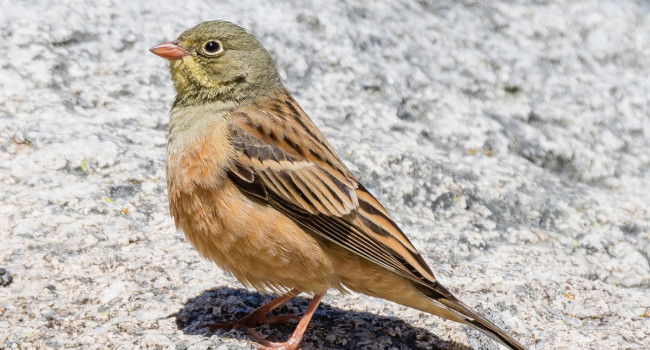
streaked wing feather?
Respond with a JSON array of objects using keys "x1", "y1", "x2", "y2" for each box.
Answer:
[{"x1": 226, "y1": 90, "x2": 442, "y2": 291}]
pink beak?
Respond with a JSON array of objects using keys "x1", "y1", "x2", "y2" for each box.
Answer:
[{"x1": 149, "y1": 40, "x2": 189, "y2": 60}]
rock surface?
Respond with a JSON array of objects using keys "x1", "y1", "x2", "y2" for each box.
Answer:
[{"x1": 1, "y1": 1, "x2": 649, "y2": 349}]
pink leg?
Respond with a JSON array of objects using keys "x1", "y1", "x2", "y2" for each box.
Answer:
[
  {"x1": 251, "y1": 292, "x2": 326, "y2": 350},
  {"x1": 202, "y1": 289, "x2": 301, "y2": 331}
]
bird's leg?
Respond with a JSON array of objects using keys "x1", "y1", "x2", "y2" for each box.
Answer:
[
  {"x1": 250, "y1": 292, "x2": 326, "y2": 350},
  {"x1": 202, "y1": 289, "x2": 301, "y2": 331}
]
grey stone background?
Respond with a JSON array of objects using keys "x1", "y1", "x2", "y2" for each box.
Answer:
[{"x1": 1, "y1": 0, "x2": 648, "y2": 349}]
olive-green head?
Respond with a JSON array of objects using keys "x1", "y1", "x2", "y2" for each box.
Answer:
[{"x1": 151, "y1": 21, "x2": 282, "y2": 106}]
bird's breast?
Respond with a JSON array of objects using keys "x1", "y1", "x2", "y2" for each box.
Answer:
[{"x1": 166, "y1": 105, "x2": 235, "y2": 194}]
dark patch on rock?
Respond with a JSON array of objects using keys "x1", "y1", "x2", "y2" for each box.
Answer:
[
  {"x1": 432, "y1": 191, "x2": 456, "y2": 211},
  {"x1": 109, "y1": 182, "x2": 142, "y2": 199},
  {"x1": 504, "y1": 85, "x2": 521, "y2": 94},
  {"x1": 0, "y1": 268, "x2": 13, "y2": 287},
  {"x1": 620, "y1": 223, "x2": 641, "y2": 236},
  {"x1": 51, "y1": 31, "x2": 98, "y2": 47}
]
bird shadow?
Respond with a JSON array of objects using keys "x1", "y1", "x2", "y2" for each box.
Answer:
[{"x1": 172, "y1": 286, "x2": 472, "y2": 350}]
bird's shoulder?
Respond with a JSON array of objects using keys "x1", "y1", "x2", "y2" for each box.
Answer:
[{"x1": 226, "y1": 89, "x2": 359, "y2": 216}]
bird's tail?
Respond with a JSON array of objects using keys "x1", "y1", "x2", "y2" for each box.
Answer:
[{"x1": 420, "y1": 287, "x2": 527, "y2": 350}]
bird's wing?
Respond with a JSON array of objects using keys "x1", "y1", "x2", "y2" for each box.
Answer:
[{"x1": 226, "y1": 91, "x2": 446, "y2": 292}]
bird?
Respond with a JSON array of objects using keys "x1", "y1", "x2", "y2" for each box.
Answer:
[{"x1": 150, "y1": 20, "x2": 527, "y2": 350}]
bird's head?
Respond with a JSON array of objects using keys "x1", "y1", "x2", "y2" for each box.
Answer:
[{"x1": 150, "y1": 21, "x2": 281, "y2": 107}]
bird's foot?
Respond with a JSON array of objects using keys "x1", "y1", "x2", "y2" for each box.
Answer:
[{"x1": 249, "y1": 328, "x2": 302, "y2": 350}]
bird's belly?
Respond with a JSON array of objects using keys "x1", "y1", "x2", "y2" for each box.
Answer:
[{"x1": 169, "y1": 180, "x2": 339, "y2": 294}]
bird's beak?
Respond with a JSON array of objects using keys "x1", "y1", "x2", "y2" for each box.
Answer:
[{"x1": 149, "y1": 40, "x2": 189, "y2": 60}]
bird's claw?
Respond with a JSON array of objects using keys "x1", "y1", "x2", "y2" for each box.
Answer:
[{"x1": 250, "y1": 328, "x2": 301, "y2": 350}]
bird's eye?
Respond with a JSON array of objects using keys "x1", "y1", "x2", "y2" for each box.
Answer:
[{"x1": 202, "y1": 40, "x2": 223, "y2": 55}]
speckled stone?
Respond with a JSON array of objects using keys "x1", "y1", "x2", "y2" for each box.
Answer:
[{"x1": 1, "y1": 1, "x2": 649, "y2": 349}]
